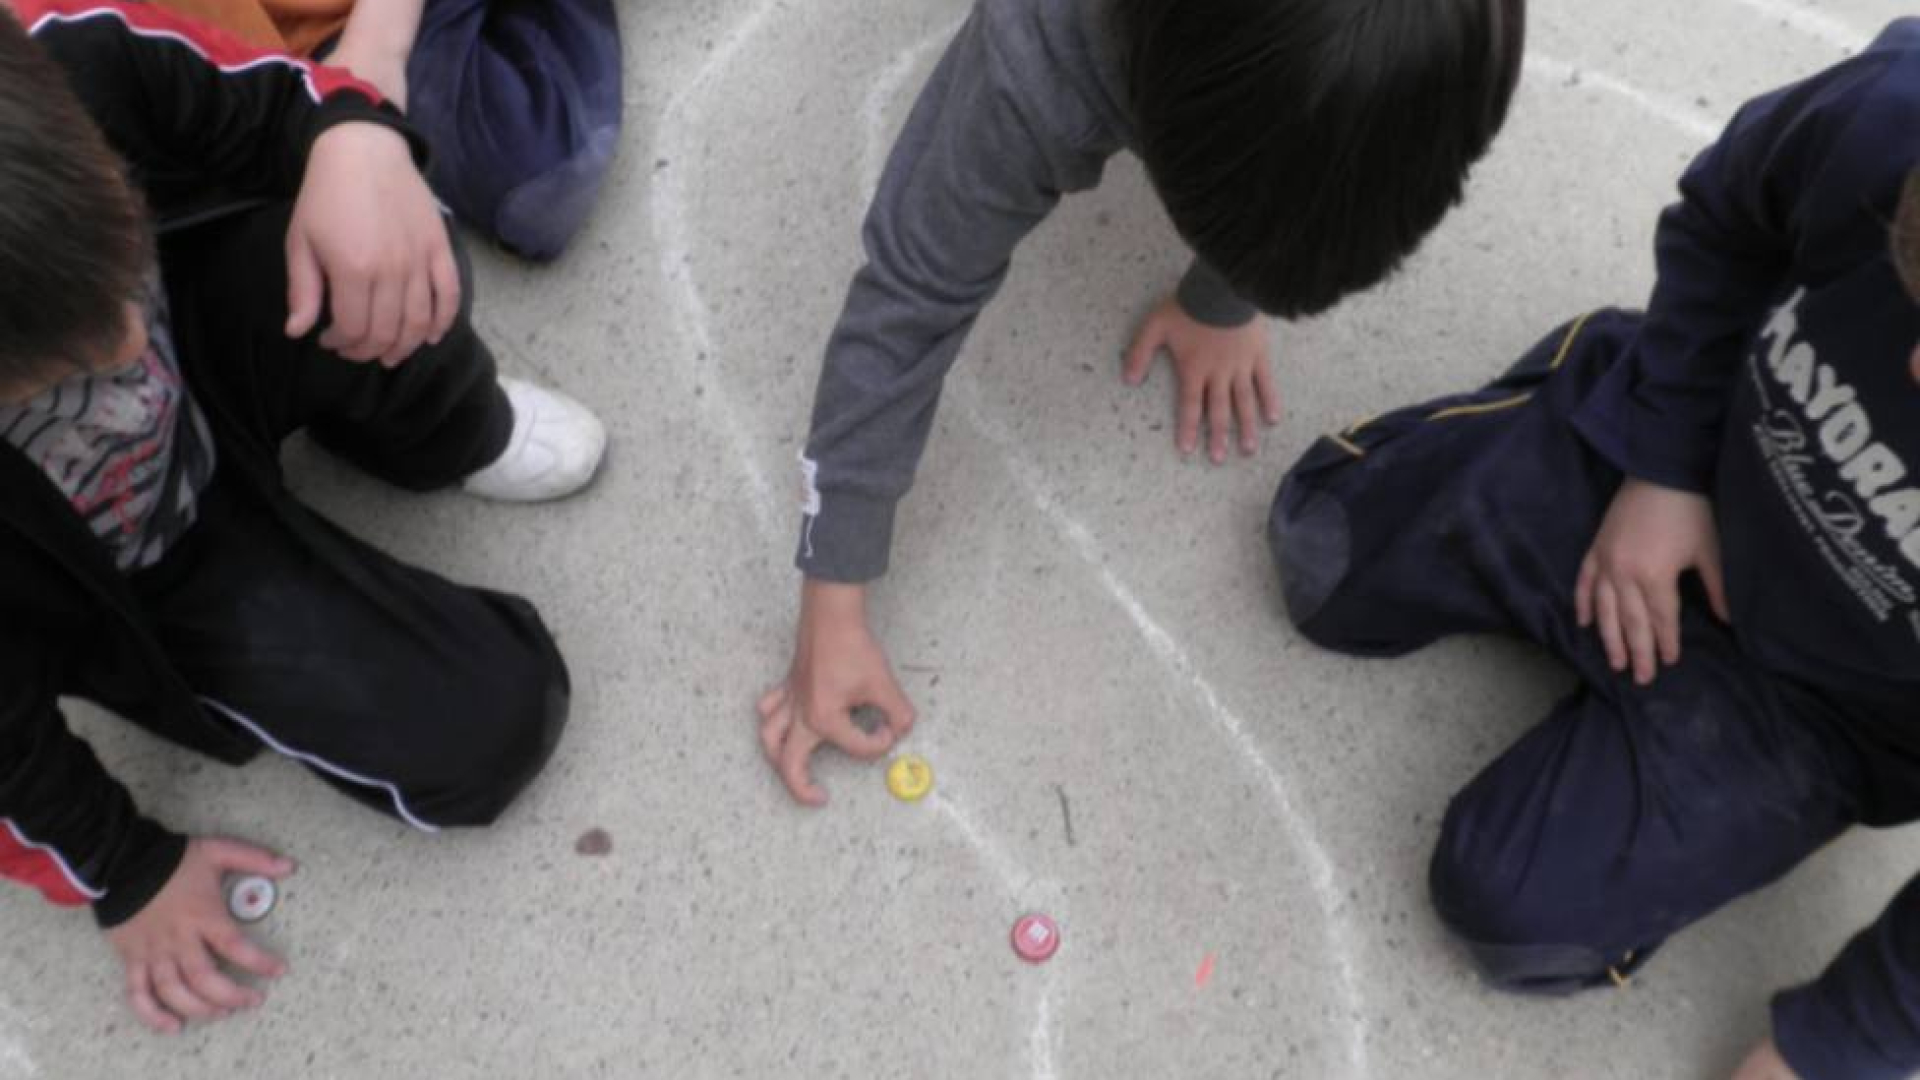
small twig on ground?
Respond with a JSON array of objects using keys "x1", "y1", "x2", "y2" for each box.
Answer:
[{"x1": 1054, "y1": 784, "x2": 1076, "y2": 848}]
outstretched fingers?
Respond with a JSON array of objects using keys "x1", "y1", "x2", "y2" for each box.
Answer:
[
  {"x1": 152, "y1": 960, "x2": 216, "y2": 1023},
  {"x1": 126, "y1": 961, "x2": 182, "y2": 1035},
  {"x1": 209, "y1": 925, "x2": 285, "y2": 982},
  {"x1": 1123, "y1": 311, "x2": 1167, "y2": 386},
  {"x1": 1233, "y1": 372, "x2": 1260, "y2": 456}
]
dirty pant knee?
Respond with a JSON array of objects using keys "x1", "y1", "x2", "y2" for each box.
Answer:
[
  {"x1": 1268, "y1": 474, "x2": 1351, "y2": 632},
  {"x1": 1427, "y1": 805, "x2": 1656, "y2": 996}
]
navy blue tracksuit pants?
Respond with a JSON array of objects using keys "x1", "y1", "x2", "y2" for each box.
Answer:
[{"x1": 1270, "y1": 311, "x2": 1920, "y2": 1075}]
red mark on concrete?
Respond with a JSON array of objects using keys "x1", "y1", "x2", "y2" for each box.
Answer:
[{"x1": 1195, "y1": 952, "x2": 1217, "y2": 989}]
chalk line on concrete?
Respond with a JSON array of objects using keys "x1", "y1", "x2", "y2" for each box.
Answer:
[
  {"x1": 952, "y1": 387, "x2": 1373, "y2": 1080},
  {"x1": 655, "y1": 0, "x2": 1052, "y2": 915},
  {"x1": 648, "y1": 0, "x2": 785, "y2": 537},
  {"x1": 654, "y1": 4, "x2": 1887, "y2": 1077},
  {"x1": 651, "y1": 4, "x2": 1063, "y2": 1075},
  {"x1": 0, "y1": 999, "x2": 38, "y2": 1080},
  {"x1": 1524, "y1": 54, "x2": 1722, "y2": 143},
  {"x1": 1031, "y1": 974, "x2": 1060, "y2": 1080},
  {"x1": 1718, "y1": 0, "x2": 1870, "y2": 53},
  {"x1": 0, "y1": 1036, "x2": 34, "y2": 1080},
  {"x1": 857, "y1": 24, "x2": 1372, "y2": 1078},
  {"x1": 932, "y1": 788, "x2": 1044, "y2": 899}
]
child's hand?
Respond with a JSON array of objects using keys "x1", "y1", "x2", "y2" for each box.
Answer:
[
  {"x1": 1576, "y1": 478, "x2": 1731, "y2": 686},
  {"x1": 1729, "y1": 1039, "x2": 1800, "y2": 1080},
  {"x1": 285, "y1": 122, "x2": 459, "y2": 369},
  {"x1": 1124, "y1": 295, "x2": 1280, "y2": 463},
  {"x1": 104, "y1": 837, "x2": 293, "y2": 1034},
  {"x1": 757, "y1": 580, "x2": 915, "y2": 806}
]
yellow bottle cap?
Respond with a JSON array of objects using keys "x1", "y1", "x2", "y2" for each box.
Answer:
[{"x1": 886, "y1": 754, "x2": 933, "y2": 802}]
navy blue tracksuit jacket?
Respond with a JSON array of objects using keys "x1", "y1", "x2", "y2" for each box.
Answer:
[
  {"x1": 1273, "y1": 20, "x2": 1920, "y2": 1080},
  {"x1": 1580, "y1": 23, "x2": 1920, "y2": 1076}
]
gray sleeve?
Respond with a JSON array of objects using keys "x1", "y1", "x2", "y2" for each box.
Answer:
[
  {"x1": 796, "y1": 5, "x2": 1112, "y2": 582},
  {"x1": 1175, "y1": 257, "x2": 1259, "y2": 328}
]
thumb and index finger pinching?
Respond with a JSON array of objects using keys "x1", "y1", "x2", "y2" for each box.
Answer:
[
  {"x1": 815, "y1": 703, "x2": 898, "y2": 760},
  {"x1": 815, "y1": 675, "x2": 917, "y2": 759}
]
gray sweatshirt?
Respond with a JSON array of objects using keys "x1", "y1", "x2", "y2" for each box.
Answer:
[{"x1": 796, "y1": 0, "x2": 1256, "y2": 582}]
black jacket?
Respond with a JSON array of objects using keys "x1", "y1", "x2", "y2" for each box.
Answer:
[{"x1": 1, "y1": 0, "x2": 420, "y2": 927}]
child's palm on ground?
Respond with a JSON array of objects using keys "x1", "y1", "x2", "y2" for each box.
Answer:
[{"x1": 1124, "y1": 296, "x2": 1279, "y2": 463}]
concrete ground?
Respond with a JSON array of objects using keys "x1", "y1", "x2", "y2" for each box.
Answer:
[{"x1": 4, "y1": 0, "x2": 1917, "y2": 1076}]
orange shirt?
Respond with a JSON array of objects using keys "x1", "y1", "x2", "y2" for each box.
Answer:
[{"x1": 151, "y1": 0, "x2": 352, "y2": 56}]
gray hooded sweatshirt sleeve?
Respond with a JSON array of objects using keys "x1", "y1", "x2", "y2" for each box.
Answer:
[{"x1": 796, "y1": 0, "x2": 1257, "y2": 582}]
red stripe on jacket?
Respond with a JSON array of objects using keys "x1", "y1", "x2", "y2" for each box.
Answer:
[
  {"x1": 16, "y1": 0, "x2": 385, "y2": 106},
  {"x1": 0, "y1": 819, "x2": 99, "y2": 907}
]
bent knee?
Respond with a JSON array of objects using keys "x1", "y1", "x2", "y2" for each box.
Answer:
[
  {"x1": 1268, "y1": 476, "x2": 1351, "y2": 634},
  {"x1": 1428, "y1": 806, "x2": 1635, "y2": 995},
  {"x1": 418, "y1": 604, "x2": 571, "y2": 826},
  {"x1": 439, "y1": 676, "x2": 569, "y2": 826}
]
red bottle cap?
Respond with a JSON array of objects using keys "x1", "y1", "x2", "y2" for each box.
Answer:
[{"x1": 1011, "y1": 913, "x2": 1060, "y2": 964}]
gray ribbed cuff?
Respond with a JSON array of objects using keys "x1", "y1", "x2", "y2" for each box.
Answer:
[
  {"x1": 1175, "y1": 258, "x2": 1260, "y2": 328},
  {"x1": 795, "y1": 491, "x2": 898, "y2": 584}
]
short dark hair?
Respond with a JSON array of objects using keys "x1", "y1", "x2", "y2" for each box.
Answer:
[
  {"x1": 0, "y1": 6, "x2": 151, "y2": 384},
  {"x1": 1119, "y1": 0, "x2": 1526, "y2": 319}
]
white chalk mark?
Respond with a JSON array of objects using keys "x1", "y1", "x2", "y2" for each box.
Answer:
[
  {"x1": 861, "y1": 19, "x2": 1370, "y2": 1078},
  {"x1": 859, "y1": 18, "x2": 966, "y2": 199},
  {"x1": 0, "y1": 1036, "x2": 35, "y2": 1080},
  {"x1": 821, "y1": 10, "x2": 1870, "y2": 1080},
  {"x1": 1031, "y1": 975, "x2": 1059, "y2": 1080},
  {"x1": 651, "y1": 6, "x2": 1062, "y2": 1077},
  {"x1": 1524, "y1": 55, "x2": 1721, "y2": 143},
  {"x1": 1717, "y1": 0, "x2": 1869, "y2": 53},
  {"x1": 952, "y1": 390, "x2": 1371, "y2": 1080},
  {"x1": 931, "y1": 788, "x2": 1057, "y2": 904},
  {"x1": 849, "y1": 28, "x2": 1078, "y2": 1076},
  {"x1": 0, "y1": 999, "x2": 38, "y2": 1079},
  {"x1": 648, "y1": 0, "x2": 785, "y2": 536}
]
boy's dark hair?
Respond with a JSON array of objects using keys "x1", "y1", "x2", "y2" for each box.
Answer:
[
  {"x1": 0, "y1": 6, "x2": 151, "y2": 384},
  {"x1": 1894, "y1": 168, "x2": 1920, "y2": 302},
  {"x1": 1119, "y1": 0, "x2": 1527, "y2": 319}
]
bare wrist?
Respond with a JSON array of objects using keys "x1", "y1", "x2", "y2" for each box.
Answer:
[
  {"x1": 309, "y1": 122, "x2": 411, "y2": 172},
  {"x1": 800, "y1": 577, "x2": 867, "y2": 624}
]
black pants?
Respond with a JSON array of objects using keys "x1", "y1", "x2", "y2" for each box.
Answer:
[
  {"x1": 1269, "y1": 312, "x2": 1916, "y2": 1010},
  {"x1": 81, "y1": 204, "x2": 569, "y2": 829}
]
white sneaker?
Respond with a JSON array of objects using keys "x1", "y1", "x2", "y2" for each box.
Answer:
[{"x1": 461, "y1": 377, "x2": 606, "y2": 502}]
